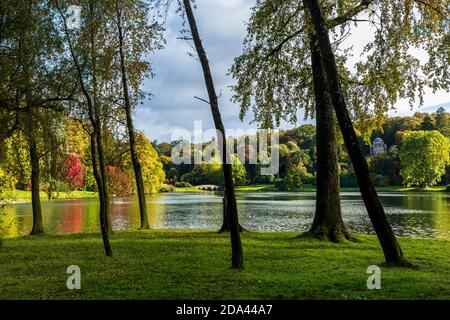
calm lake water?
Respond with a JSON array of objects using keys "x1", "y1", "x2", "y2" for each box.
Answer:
[{"x1": 1, "y1": 192, "x2": 449, "y2": 239}]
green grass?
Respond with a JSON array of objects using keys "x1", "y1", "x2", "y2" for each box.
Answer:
[
  {"x1": 173, "y1": 187, "x2": 206, "y2": 193},
  {"x1": 0, "y1": 230, "x2": 449, "y2": 299},
  {"x1": 236, "y1": 184, "x2": 449, "y2": 193},
  {"x1": 5, "y1": 190, "x2": 98, "y2": 203},
  {"x1": 235, "y1": 184, "x2": 278, "y2": 192}
]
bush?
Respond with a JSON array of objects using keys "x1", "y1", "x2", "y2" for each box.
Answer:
[
  {"x1": 159, "y1": 184, "x2": 175, "y2": 192},
  {"x1": 285, "y1": 167, "x2": 303, "y2": 191},
  {"x1": 274, "y1": 179, "x2": 287, "y2": 191},
  {"x1": 60, "y1": 154, "x2": 84, "y2": 190},
  {"x1": 174, "y1": 182, "x2": 192, "y2": 188},
  {"x1": 106, "y1": 166, "x2": 131, "y2": 197},
  {"x1": 446, "y1": 185, "x2": 450, "y2": 192},
  {"x1": 299, "y1": 169, "x2": 315, "y2": 185},
  {"x1": 372, "y1": 175, "x2": 390, "y2": 187},
  {"x1": 0, "y1": 167, "x2": 16, "y2": 194},
  {"x1": 340, "y1": 171, "x2": 358, "y2": 188}
]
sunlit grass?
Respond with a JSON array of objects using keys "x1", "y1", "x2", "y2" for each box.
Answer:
[
  {"x1": 4, "y1": 190, "x2": 98, "y2": 203},
  {"x1": 0, "y1": 231, "x2": 449, "y2": 299}
]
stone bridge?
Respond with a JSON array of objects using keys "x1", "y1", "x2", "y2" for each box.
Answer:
[{"x1": 195, "y1": 185, "x2": 221, "y2": 192}]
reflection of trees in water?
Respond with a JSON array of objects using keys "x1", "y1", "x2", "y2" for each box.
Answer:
[
  {"x1": 394, "y1": 194, "x2": 450, "y2": 239},
  {"x1": 83, "y1": 201, "x2": 100, "y2": 233},
  {"x1": 432, "y1": 196, "x2": 450, "y2": 239},
  {"x1": 1, "y1": 193, "x2": 449, "y2": 238},
  {"x1": 111, "y1": 197, "x2": 134, "y2": 230},
  {"x1": 62, "y1": 203, "x2": 84, "y2": 233},
  {"x1": 1, "y1": 204, "x2": 21, "y2": 238},
  {"x1": 147, "y1": 194, "x2": 166, "y2": 229},
  {"x1": 108, "y1": 194, "x2": 167, "y2": 230}
]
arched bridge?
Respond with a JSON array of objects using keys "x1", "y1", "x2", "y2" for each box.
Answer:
[{"x1": 195, "y1": 185, "x2": 220, "y2": 192}]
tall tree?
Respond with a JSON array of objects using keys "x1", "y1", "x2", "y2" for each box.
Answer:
[
  {"x1": 309, "y1": 37, "x2": 346, "y2": 240},
  {"x1": 400, "y1": 130, "x2": 450, "y2": 188},
  {"x1": 182, "y1": 0, "x2": 244, "y2": 269},
  {"x1": 56, "y1": 0, "x2": 113, "y2": 256},
  {"x1": 113, "y1": 0, "x2": 163, "y2": 229},
  {"x1": 304, "y1": 0, "x2": 407, "y2": 264},
  {"x1": 1, "y1": 1, "x2": 71, "y2": 235},
  {"x1": 231, "y1": 0, "x2": 448, "y2": 245}
]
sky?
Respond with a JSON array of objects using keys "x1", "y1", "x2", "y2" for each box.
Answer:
[{"x1": 135, "y1": 0, "x2": 450, "y2": 142}]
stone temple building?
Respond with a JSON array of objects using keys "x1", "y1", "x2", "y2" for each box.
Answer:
[{"x1": 370, "y1": 137, "x2": 387, "y2": 155}]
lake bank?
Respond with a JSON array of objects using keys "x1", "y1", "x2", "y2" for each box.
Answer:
[
  {"x1": 2, "y1": 184, "x2": 448, "y2": 203},
  {"x1": 0, "y1": 230, "x2": 449, "y2": 299},
  {"x1": 235, "y1": 184, "x2": 450, "y2": 193}
]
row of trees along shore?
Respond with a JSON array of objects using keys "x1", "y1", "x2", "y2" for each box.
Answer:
[
  {"x1": 157, "y1": 110, "x2": 450, "y2": 191},
  {"x1": 1, "y1": 0, "x2": 448, "y2": 268}
]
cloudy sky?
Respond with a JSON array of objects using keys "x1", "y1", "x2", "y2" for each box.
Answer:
[{"x1": 135, "y1": 0, "x2": 450, "y2": 142}]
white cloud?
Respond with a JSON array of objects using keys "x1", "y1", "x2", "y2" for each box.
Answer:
[{"x1": 136, "y1": 0, "x2": 449, "y2": 142}]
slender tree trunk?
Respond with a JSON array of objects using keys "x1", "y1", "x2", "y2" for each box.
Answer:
[
  {"x1": 28, "y1": 131, "x2": 44, "y2": 235},
  {"x1": 304, "y1": 0, "x2": 407, "y2": 265},
  {"x1": 59, "y1": 6, "x2": 112, "y2": 256},
  {"x1": 183, "y1": 0, "x2": 244, "y2": 269},
  {"x1": 308, "y1": 37, "x2": 349, "y2": 241},
  {"x1": 88, "y1": 3, "x2": 112, "y2": 233},
  {"x1": 90, "y1": 133, "x2": 113, "y2": 256},
  {"x1": 219, "y1": 193, "x2": 245, "y2": 233},
  {"x1": 116, "y1": 2, "x2": 150, "y2": 230}
]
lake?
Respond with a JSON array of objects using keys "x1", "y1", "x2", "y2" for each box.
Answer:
[{"x1": 1, "y1": 192, "x2": 449, "y2": 239}]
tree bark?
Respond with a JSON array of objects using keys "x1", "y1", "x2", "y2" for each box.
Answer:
[
  {"x1": 308, "y1": 37, "x2": 349, "y2": 241},
  {"x1": 304, "y1": 0, "x2": 407, "y2": 265},
  {"x1": 90, "y1": 133, "x2": 113, "y2": 256},
  {"x1": 183, "y1": 0, "x2": 244, "y2": 269},
  {"x1": 28, "y1": 131, "x2": 44, "y2": 235},
  {"x1": 116, "y1": 2, "x2": 150, "y2": 230},
  {"x1": 219, "y1": 194, "x2": 245, "y2": 233},
  {"x1": 59, "y1": 6, "x2": 112, "y2": 256},
  {"x1": 88, "y1": 1, "x2": 112, "y2": 234}
]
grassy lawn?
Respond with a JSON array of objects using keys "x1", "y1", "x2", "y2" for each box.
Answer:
[
  {"x1": 172, "y1": 187, "x2": 206, "y2": 193},
  {"x1": 237, "y1": 184, "x2": 449, "y2": 193},
  {"x1": 4, "y1": 190, "x2": 98, "y2": 203},
  {"x1": 235, "y1": 184, "x2": 278, "y2": 192},
  {"x1": 0, "y1": 230, "x2": 449, "y2": 299}
]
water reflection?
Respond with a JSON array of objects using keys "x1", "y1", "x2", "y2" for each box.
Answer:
[{"x1": 1, "y1": 192, "x2": 449, "y2": 239}]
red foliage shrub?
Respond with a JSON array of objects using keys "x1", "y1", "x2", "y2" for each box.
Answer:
[
  {"x1": 106, "y1": 166, "x2": 131, "y2": 197},
  {"x1": 60, "y1": 154, "x2": 84, "y2": 190}
]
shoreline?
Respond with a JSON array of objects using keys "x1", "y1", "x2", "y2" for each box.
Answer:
[{"x1": 2, "y1": 184, "x2": 449, "y2": 204}]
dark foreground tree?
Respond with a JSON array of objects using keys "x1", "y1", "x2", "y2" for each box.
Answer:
[
  {"x1": 182, "y1": 0, "x2": 244, "y2": 269},
  {"x1": 231, "y1": 0, "x2": 448, "y2": 242},
  {"x1": 309, "y1": 37, "x2": 347, "y2": 240},
  {"x1": 304, "y1": 0, "x2": 407, "y2": 265}
]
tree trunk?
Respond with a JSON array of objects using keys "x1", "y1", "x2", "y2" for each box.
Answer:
[
  {"x1": 88, "y1": 6, "x2": 112, "y2": 234},
  {"x1": 308, "y1": 37, "x2": 349, "y2": 241},
  {"x1": 29, "y1": 133, "x2": 44, "y2": 235},
  {"x1": 183, "y1": 0, "x2": 244, "y2": 269},
  {"x1": 116, "y1": 2, "x2": 150, "y2": 230},
  {"x1": 304, "y1": 0, "x2": 407, "y2": 265},
  {"x1": 90, "y1": 133, "x2": 113, "y2": 257},
  {"x1": 219, "y1": 193, "x2": 245, "y2": 233},
  {"x1": 60, "y1": 7, "x2": 112, "y2": 256}
]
